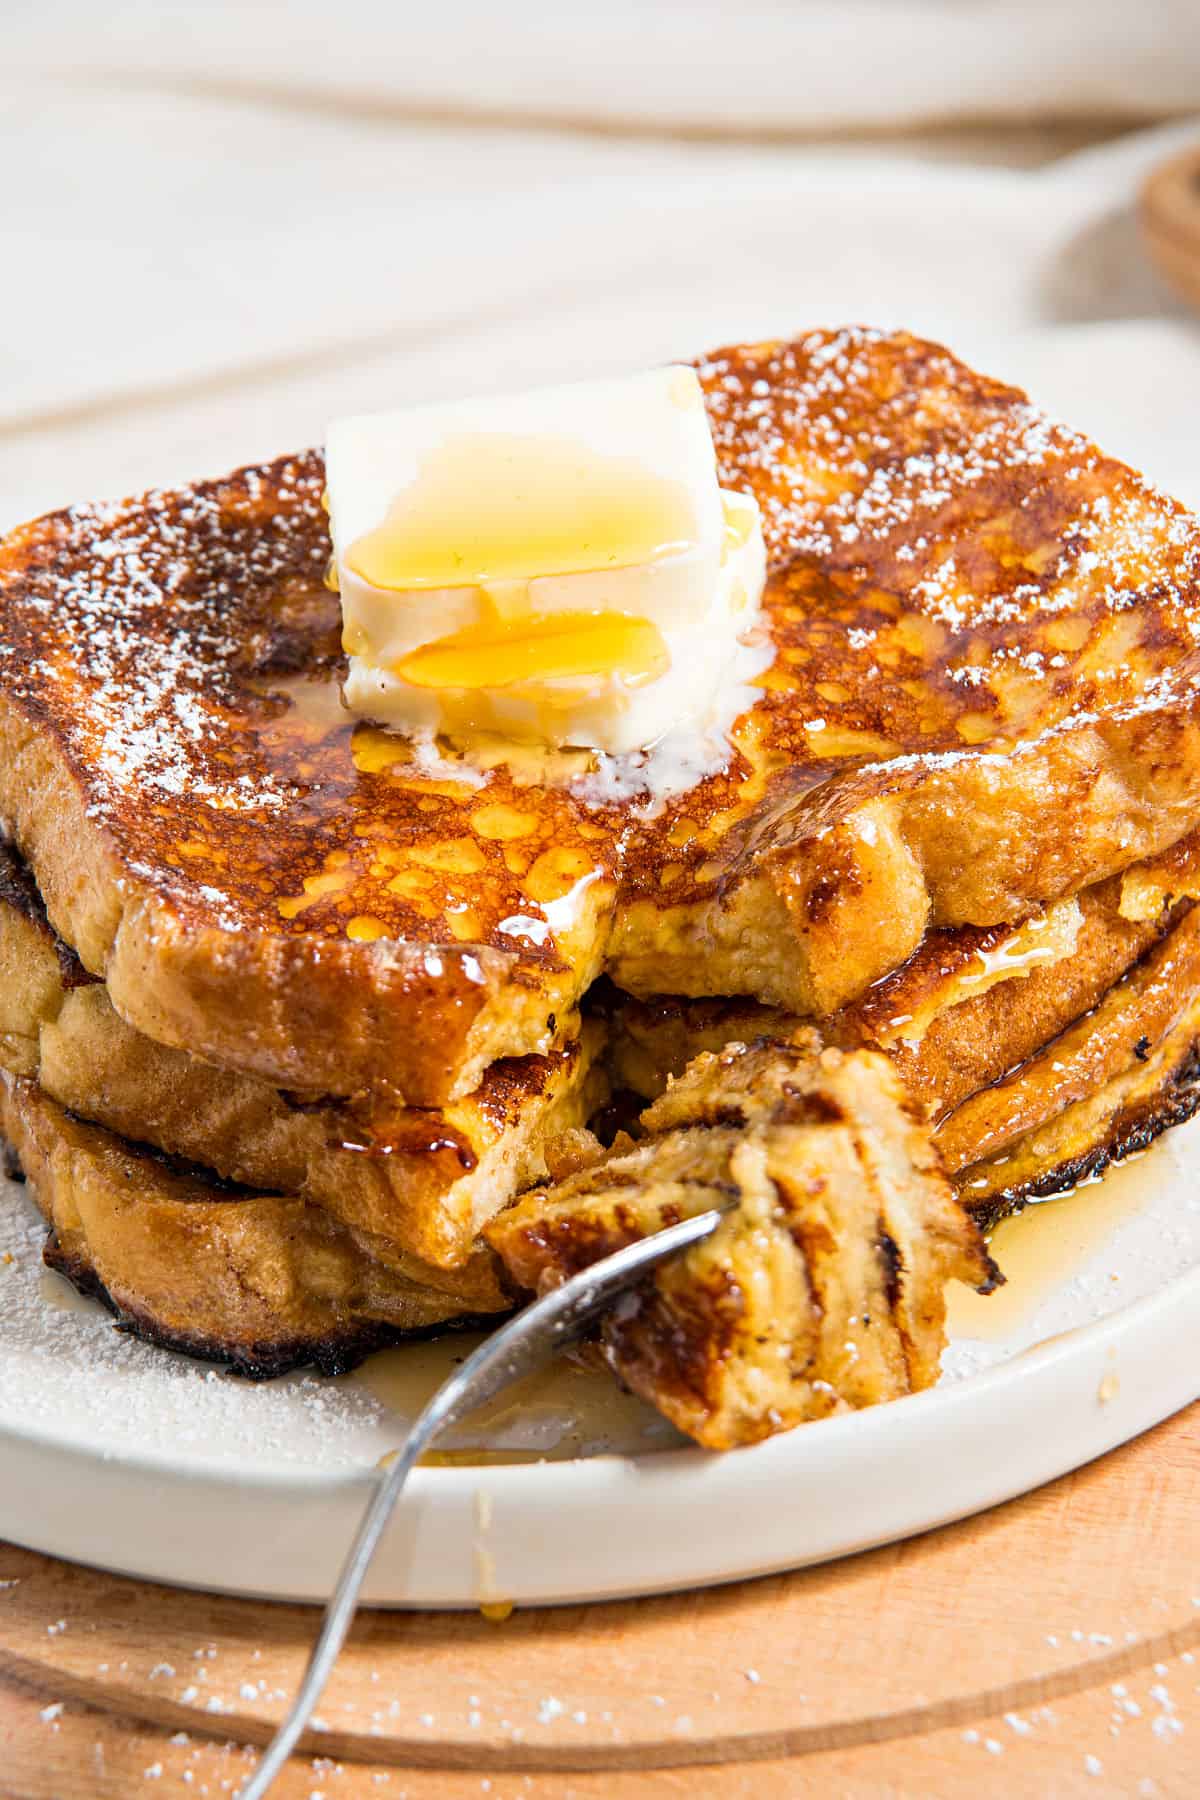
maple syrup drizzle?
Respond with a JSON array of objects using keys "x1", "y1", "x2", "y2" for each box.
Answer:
[
  {"x1": 347, "y1": 431, "x2": 698, "y2": 593},
  {"x1": 394, "y1": 610, "x2": 669, "y2": 694},
  {"x1": 337, "y1": 1108, "x2": 479, "y2": 1169},
  {"x1": 344, "y1": 430, "x2": 698, "y2": 706}
]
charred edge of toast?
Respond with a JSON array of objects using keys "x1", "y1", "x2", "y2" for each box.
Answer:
[
  {"x1": 38, "y1": 1229, "x2": 506, "y2": 1381},
  {"x1": 3, "y1": 1132, "x2": 512, "y2": 1379},
  {"x1": 967, "y1": 1039, "x2": 1200, "y2": 1232},
  {"x1": 0, "y1": 839, "x2": 97, "y2": 991}
]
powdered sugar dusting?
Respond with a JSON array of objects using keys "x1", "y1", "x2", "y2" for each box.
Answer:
[
  {"x1": 0, "y1": 1169, "x2": 385, "y2": 1473},
  {"x1": 699, "y1": 328, "x2": 1087, "y2": 567},
  {"x1": 0, "y1": 1164, "x2": 673, "y2": 1475},
  {"x1": 6, "y1": 333, "x2": 1200, "y2": 945},
  {"x1": 0, "y1": 460, "x2": 328, "y2": 822}
]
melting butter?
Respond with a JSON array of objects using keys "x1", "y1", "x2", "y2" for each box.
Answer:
[{"x1": 327, "y1": 367, "x2": 767, "y2": 759}]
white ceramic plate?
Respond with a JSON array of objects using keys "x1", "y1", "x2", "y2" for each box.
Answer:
[
  {"x1": 0, "y1": 1115, "x2": 1197, "y2": 1608},
  {"x1": 2, "y1": 324, "x2": 1199, "y2": 1606}
]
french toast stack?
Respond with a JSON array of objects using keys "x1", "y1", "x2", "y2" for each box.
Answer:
[
  {"x1": 0, "y1": 840, "x2": 596, "y2": 1371},
  {"x1": 4, "y1": 328, "x2": 1200, "y2": 1437}
]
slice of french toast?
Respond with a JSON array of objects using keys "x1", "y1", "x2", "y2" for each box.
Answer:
[
  {"x1": 486, "y1": 1040, "x2": 997, "y2": 1450},
  {"x1": 0, "y1": 844, "x2": 602, "y2": 1272},
  {"x1": 0, "y1": 1074, "x2": 509, "y2": 1379},
  {"x1": 600, "y1": 850, "x2": 1200, "y2": 1221},
  {"x1": 942, "y1": 909, "x2": 1200, "y2": 1208},
  {"x1": 5, "y1": 332, "x2": 1200, "y2": 1105}
]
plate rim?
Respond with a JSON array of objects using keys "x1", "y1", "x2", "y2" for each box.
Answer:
[
  {"x1": 1, "y1": 1254, "x2": 1193, "y2": 1496},
  {"x1": 0, "y1": 1256, "x2": 1195, "y2": 1608}
]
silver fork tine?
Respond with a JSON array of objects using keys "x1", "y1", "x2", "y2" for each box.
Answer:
[{"x1": 237, "y1": 1205, "x2": 728, "y2": 1798}]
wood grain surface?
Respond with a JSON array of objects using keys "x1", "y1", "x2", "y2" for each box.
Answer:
[
  {"x1": 1141, "y1": 144, "x2": 1200, "y2": 311},
  {"x1": 0, "y1": 1404, "x2": 1197, "y2": 1797}
]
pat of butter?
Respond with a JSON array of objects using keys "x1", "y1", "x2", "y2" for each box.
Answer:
[{"x1": 326, "y1": 367, "x2": 765, "y2": 755}]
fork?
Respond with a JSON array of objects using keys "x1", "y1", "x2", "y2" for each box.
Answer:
[{"x1": 236, "y1": 1205, "x2": 728, "y2": 1798}]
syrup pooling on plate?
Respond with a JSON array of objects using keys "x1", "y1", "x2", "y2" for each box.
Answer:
[
  {"x1": 945, "y1": 1144, "x2": 1161, "y2": 1343},
  {"x1": 353, "y1": 1332, "x2": 681, "y2": 1462}
]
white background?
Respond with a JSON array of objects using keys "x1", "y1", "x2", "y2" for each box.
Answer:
[{"x1": 4, "y1": 3, "x2": 1200, "y2": 526}]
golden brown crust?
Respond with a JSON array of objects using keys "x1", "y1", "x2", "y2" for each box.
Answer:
[
  {"x1": 843, "y1": 878, "x2": 1180, "y2": 1122},
  {"x1": 0, "y1": 849, "x2": 601, "y2": 1273},
  {"x1": 601, "y1": 855, "x2": 1194, "y2": 1171},
  {"x1": 0, "y1": 840, "x2": 94, "y2": 991},
  {"x1": 0, "y1": 459, "x2": 601, "y2": 1104},
  {"x1": 0, "y1": 1073, "x2": 509, "y2": 1378},
  {"x1": 936, "y1": 904, "x2": 1200, "y2": 1174},
  {"x1": 487, "y1": 1042, "x2": 995, "y2": 1449},
  {"x1": 6, "y1": 332, "x2": 1200, "y2": 1099},
  {"x1": 956, "y1": 996, "x2": 1200, "y2": 1217},
  {"x1": 608, "y1": 333, "x2": 1200, "y2": 1010}
]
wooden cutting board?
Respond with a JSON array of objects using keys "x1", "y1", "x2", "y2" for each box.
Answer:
[
  {"x1": 1142, "y1": 143, "x2": 1200, "y2": 309},
  {"x1": 0, "y1": 1403, "x2": 1197, "y2": 1796}
]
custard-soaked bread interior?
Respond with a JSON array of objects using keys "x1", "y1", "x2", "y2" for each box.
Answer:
[
  {"x1": 0, "y1": 1073, "x2": 511, "y2": 1378},
  {"x1": 486, "y1": 1041, "x2": 996, "y2": 1450},
  {"x1": 604, "y1": 847, "x2": 1200, "y2": 1113},
  {"x1": 6, "y1": 333, "x2": 1200, "y2": 1106}
]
